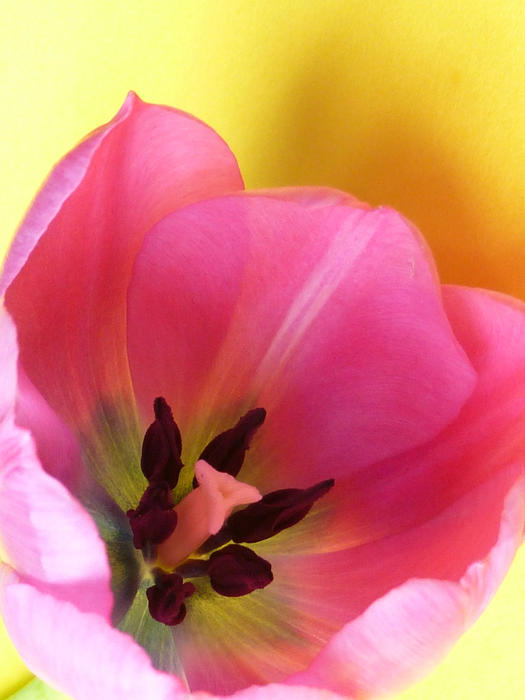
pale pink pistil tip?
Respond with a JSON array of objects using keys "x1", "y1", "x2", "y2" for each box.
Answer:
[{"x1": 156, "y1": 460, "x2": 261, "y2": 567}]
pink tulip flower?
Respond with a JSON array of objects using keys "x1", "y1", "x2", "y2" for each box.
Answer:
[{"x1": 1, "y1": 93, "x2": 524, "y2": 700}]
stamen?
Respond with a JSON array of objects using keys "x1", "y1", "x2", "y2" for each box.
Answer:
[
  {"x1": 141, "y1": 397, "x2": 183, "y2": 488},
  {"x1": 126, "y1": 482, "x2": 177, "y2": 551},
  {"x1": 156, "y1": 460, "x2": 262, "y2": 568},
  {"x1": 193, "y1": 408, "x2": 266, "y2": 486},
  {"x1": 146, "y1": 569, "x2": 195, "y2": 626},
  {"x1": 129, "y1": 400, "x2": 335, "y2": 627},
  {"x1": 207, "y1": 545, "x2": 273, "y2": 597},
  {"x1": 200, "y1": 479, "x2": 335, "y2": 551},
  {"x1": 176, "y1": 546, "x2": 273, "y2": 597}
]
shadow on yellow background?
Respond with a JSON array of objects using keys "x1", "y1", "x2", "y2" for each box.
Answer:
[{"x1": 1, "y1": 1, "x2": 524, "y2": 698}]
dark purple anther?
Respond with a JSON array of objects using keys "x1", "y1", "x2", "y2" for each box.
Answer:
[
  {"x1": 132, "y1": 400, "x2": 334, "y2": 626},
  {"x1": 193, "y1": 408, "x2": 266, "y2": 487},
  {"x1": 207, "y1": 545, "x2": 273, "y2": 597},
  {"x1": 141, "y1": 397, "x2": 183, "y2": 488},
  {"x1": 146, "y1": 570, "x2": 195, "y2": 626},
  {"x1": 227, "y1": 479, "x2": 335, "y2": 543},
  {"x1": 126, "y1": 482, "x2": 177, "y2": 551}
]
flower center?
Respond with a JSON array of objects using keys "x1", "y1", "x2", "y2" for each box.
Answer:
[
  {"x1": 156, "y1": 459, "x2": 262, "y2": 567},
  {"x1": 126, "y1": 397, "x2": 334, "y2": 626}
]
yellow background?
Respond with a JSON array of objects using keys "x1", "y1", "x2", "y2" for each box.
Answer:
[{"x1": 1, "y1": 1, "x2": 524, "y2": 697}]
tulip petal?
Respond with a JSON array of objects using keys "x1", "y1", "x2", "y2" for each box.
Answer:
[
  {"x1": 264, "y1": 461, "x2": 523, "y2": 639},
  {"x1": 127, "y1": 195, "x2": 475, "y2": 486},
  {"x1": 312, "y1": 285, "x2": 525, "y2": 552},
  {"x1": 14, "y1": 366, "x2": 85, "y2": 493},
  {"x1": 3, "y1": 93, "x2": 243, "y2": 509},
  {"x1": 13, "y1": 363, "x2": 140, "y2": 623},
  {"x1": 0, "y1": 306, "x2": 112, "y2": 616},
  {"x1": 286, "y1": 476, "x2": 525, "y2": 698},
  {"x1": 165, "y1": 283, "x2": 525, "y2": 693},
  {"x1": 0, "y1": 420, "x2": 112, "y2": 617},
  {"x1": 166, "y1": 463, "x2": 522, "y2": 693},
  {"x1": 194, "y1": 684, "x2": 350, "y2": 700},
  {"x1": 247, "y1": 185, "x2": 371, "y2": 211},
  {"x1": 441, "y1": 285, "x2": 525, "y2": 498},
  {"x1": 0, "y1": 308, "x2": 18, "y2": 422},
  {"x1": 0, "y1": 568, "x2": 184, "y2": 700}
]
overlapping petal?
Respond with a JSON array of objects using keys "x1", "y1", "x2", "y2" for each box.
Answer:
[
  {"x1": 246, "y1": 185, "x2": 371, "y2": 211},
  {"x1": 1, "y1": 565, "x2": 349, "y2": 700},
  {"x1": 0, "y1": 422, "x2": 113, "y2": 618},
  {"x1": 313, "y1": 285, "x2": 525, "y2": 552},
  {"x1": 163, "y1": 464, "x2": 523, "y2": 693},
  {"x1": 0, "y1": 310, "x2": 18, "y2": 428},
  {"x1": 0, "y1": 568, "x2": 184, "y2": 700},
  {"x1": 124, "y1": 192, "x2": 525, "y2": 694},
  {"x1": 286, "y1": 476, "x2": 525, "y2": 698},
  {"x1": 14, "y1": 367, "x2": 85, "y2": 493},
  {"x1": 3, "y1": 93, "x2": 243, "y2": 508},
  {"x1": 0, "y1": 309, "x2": 112, "y2": 617},
  {"x1": 1, "y1": 96, "x2": 524, "y2": 700},
  {"x1": 127, "y1": 194, "x2": 475, "y2": 481}
]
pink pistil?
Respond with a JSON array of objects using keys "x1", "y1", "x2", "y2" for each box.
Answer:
[{"x1": 156, "y1": 460, "x2": 261, "y2": 568}]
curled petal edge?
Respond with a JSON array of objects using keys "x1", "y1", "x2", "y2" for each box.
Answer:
[
  {"x1": 0, "y1": 565, "x2": 351, "y2": 700},
  {"x1": 0, "y1": 418, "x2": 113, "y2": 618},
  {"x1": 0, "y1": 307, "x2": 112, "y2": 617},
  {"x1": 0, "y1": 566, "x2": 185, "y2": 700},
  {"x1": 0, "y1": 97, "x2": 133, "y2": 297},
  {"x1": 286, "y1": 475, "x2": 525, "y2": 698}
]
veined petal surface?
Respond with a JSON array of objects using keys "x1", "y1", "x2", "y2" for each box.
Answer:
[
  {"x1": 318, "y1": 285, "x2": 525, "y2": 551},
  {"x1": 286, "y1": 476, "x2": 525, "y2": 698},
  {"x1": 0, "y1": 569, "x2": 184, "y2": 700},
  {"x1": 0, "y1": 308, "x2": 111, "y2": 617},
  {"x1": 1, "y1": 87, "x2": 524, "y2": 699},
  {"x1": 0, "y1": 419, "x2": 112, "y2": 617},
  {"x1": 165, "y1": 465, "x2": 522, "y2": 693},
  {"x1": 14, "y1": 367, "x2": 86, "y2": 494},
  {"x1": 127, "y1": 194, "x2": 476, "y2": 483},
  {"x1": 0, "y1": 308, "x2": 18, "y2": 422},
  {"x1": 3, "y1": 94, "x2": 243, "y2": 508}
]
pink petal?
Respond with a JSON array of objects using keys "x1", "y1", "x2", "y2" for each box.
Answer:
[
  {"x1": 0, "y1": 419, "x2": 112, "y2": 617},
  {"x1": 3, "y1": 94, "x2": 243, "y2": 507},
  {"x1": 286, "y1": 476, "x2": 525, "y2": 698},
  {"x1": 15, "y1": 366, "x2": 85, "y2": 493},
  {"x1": 196, "y1": 684, "x2": 350, "y2": 700},
  {"x1": 268, "y1": 461, "x2": 521, "y2": 626},
  {"x1": 161, "y1": 280, "x2": 525, "y2": 693},
  {"x1": 0, "y1": 308, "x2": 18, "y2": 422},
  {"x1": 127, "y1": 194, "x2": 475, "y2": 487},
  {"x1": 246, "y1": 185, "x2": 371, "y2": 211},
  {"x1": 325, "y1": 285, "x2": 525, "y2": 550},
  {"x1": 168, "y1": 463, "x2": 521, "y2": 693},
  {"x1": 0, "y1": 308, "x2": 111, "y2": 616},
  {"x1": 0, "y1": 567, "x2": 184, "y2": 700}
]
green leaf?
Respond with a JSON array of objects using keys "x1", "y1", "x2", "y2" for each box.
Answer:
[{"x1": 6, "y1": 679, "x2": 70, "y2": 700}]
